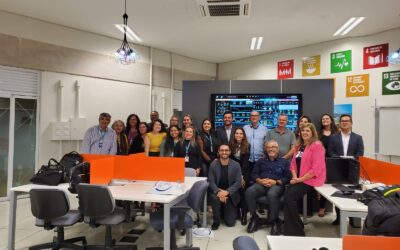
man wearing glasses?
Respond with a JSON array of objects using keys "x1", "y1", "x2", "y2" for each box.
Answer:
[
  {"x1": 81, "y1": 112, "x2": 117, "y2": 155},
  {"x1": 245, "y1": 140, "x2": 290, "y2": 235},
  {"x1": 328, "y1": 114, "x2": 364, "y2": 227},
  {"x1": 208, "y1": 144, "x2": 242, "y2": 230}
]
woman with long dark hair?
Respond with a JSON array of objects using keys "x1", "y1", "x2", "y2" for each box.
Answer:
[
  {"x1": 130, "y1": 122, "x2": 148, "y2": 154},
  {"x1": 229, "y1": 127, "x2": 250, "y2": 225},
  {"x1": 125, "y1": 114, "x2": 141, "y2": 154},
  {"x1": 197, "y1": 118, "x2": 218, "y2": 176},
  {"x1": 144, "y1": 119, "x2": 167, "y2": 157},
  {"x1": 161, "y1": 125, "x2": 181, "y2": 157},
  {"x1": 294, "y1": 115, "x2": 312, "y2": 139}
]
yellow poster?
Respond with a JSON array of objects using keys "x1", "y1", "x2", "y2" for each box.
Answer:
[
  {"x1": 302, "y1": 55, "x2": 321, "y2": 76},
  {"x1": 346, "y1": 74, "x2": 369, "y2": 97}
]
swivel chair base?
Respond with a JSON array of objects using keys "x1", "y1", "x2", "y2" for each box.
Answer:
[
  {"x1": 85, "y1": 226, "x2": 137, "y2": 250},
  {"x1": 29, "y1": 227, "x2": 86, "y2": 250}
]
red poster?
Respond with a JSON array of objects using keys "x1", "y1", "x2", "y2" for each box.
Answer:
[
  {"x1": 277, "y1": 59, "x2": 294, "y2": 79},
  {"x1": 363, "y1": 43, "x2": 388, "y2": 69}
]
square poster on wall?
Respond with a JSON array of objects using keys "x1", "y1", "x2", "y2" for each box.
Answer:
[
  {"x1": 363, "y1": 43, "x2": 388, "y2": 69},
  {"x1": 302, "y1": 55, "x2": 321, "y2": 77},
  {"x1": 277, "y1": 59, "x2": 294, "y2": 79},
  {"x1": 334, "y1": 104, "x2": 352, "y2": 126},
  {"x1": 346, "y1": 74, "x2": 369, "y2": 97},
  {"x1": 382, "y1": 70, "x2": 400, "y2": 95},
  {"x1": 331, "y1": 50, "x2": 352, "y2": 73}
]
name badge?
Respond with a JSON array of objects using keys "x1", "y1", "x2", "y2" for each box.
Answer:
[{"x1": 185, "y1": 156, "x2": 189, "y2": 162}]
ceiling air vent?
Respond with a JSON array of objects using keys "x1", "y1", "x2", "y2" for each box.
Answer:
[{"x1": 196, "y1": 0, "x2": 251, "y2": 17}]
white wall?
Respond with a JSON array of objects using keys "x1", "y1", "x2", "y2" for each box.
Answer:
[{"x1": 218, "y1": 28, "x2": 400, "y2": 164}]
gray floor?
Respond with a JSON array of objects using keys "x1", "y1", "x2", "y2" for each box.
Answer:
[{"x1": 0, "y1": 197, "x2": 361, "y2": 250}]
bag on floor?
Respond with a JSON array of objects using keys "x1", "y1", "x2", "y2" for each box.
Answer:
[
  {"x1": 68, "y1": 162, "x2": 90, "y2": 193},
  {"x1": 30, "y1": 158, "x2": 64, "y2": 186},
  {"x1": 59, "y1": 151, "x2": 83, "y2": 182}
]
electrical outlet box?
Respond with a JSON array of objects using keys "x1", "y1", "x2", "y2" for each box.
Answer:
[{"x1": 50, "y1": 121, "x2": 70, "y2": 140}]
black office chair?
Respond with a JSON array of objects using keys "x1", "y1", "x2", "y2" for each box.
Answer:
[
  {"x1": 77, "y1": 183, "x2": 137, "y2": 250},
  {"x1": 232, "y1": 236, "x2": 260, "y2": 250},
  {"x1": 29, "y1": 189, "x2": 86, "y2": 250},
  {"x1": 147, "y1": 180, "x2": 209, "y2": 250}
]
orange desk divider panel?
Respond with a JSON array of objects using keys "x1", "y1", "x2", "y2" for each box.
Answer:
[
  {"x1": 82, "y1": 153, "x2": 185, "y2": 184},
  {"x1": 343, "y1": 235, "x2": 400, "y2": 250},
  {"x1": 359, "y1": 156, "x2": 400, "y2": 185}
]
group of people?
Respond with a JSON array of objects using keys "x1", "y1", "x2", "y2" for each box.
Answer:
[{"x1": 80, "y1": 109, "x2": 364, "y2": 237}]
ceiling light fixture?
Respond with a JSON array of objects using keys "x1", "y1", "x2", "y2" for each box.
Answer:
[
  {"x1": 250, "y1": 37, "x2": 263, "y2": 50},
  {"x1": 115, "y1": 0, "x2": 139, "y2": 65},
  {"x1": 334, "y1": 17, "x2": 365, "y2": 36}
]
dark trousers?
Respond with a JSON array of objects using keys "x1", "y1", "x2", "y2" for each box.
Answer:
[
  {"x1": 209, "y1": 193, "x2": 237, "y2": 227},
  {"x1": 284, "y1": 183, "x2": 314, "y2": 236},
  {"x1": 246, "y1": 183, "x2": 284, "y2": 222}
]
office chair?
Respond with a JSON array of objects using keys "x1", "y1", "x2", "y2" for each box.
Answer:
[
  {"x1": 147, "y1": 180, "x2": 209, "y2": 250},
  {"x1": 184, "y1": 168, "x2": 197, "y2": 177},
  {"x1": 77, "y1": 183, "x2": 137, "y2": 250},
  {"x1": 29, "y1": 189, "x2": 86, "y2": 250},
  {"x1": 232, "y1": 236, "x2": 260, "y2": 250}
]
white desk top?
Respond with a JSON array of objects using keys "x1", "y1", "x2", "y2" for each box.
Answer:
[
  {"x1": 11, "y1": 177, "x2": 207, "y2": 204},
  {"x1": 315, "y1": 184, "x2": 367, "y2": 212},
  {"x1": 267, "y1": 236, "x2": 342, "y2": 250}
]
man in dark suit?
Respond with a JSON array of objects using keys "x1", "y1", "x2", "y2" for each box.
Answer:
[
  {"x1": 215, "y1": 110, "x2": 240, "y2": 144},
  {"x1": 208, "y1": 144, "x2": 242, "y2": 230},
  {"x1": 328, "y1": 114, "x2": 364, "y2": 227}
]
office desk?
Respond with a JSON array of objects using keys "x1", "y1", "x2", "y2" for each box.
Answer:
[
  {"x1": 267, "y1": 235, "x2": 342, "y2": 250},
  {"x1": 8, "y1": 177, "x2": 207, "y2": 250},
  {"x1": 315, "y1": 184, "x2": 368, "y2": 237}
]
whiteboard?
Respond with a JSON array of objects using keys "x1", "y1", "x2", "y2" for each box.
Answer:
[{"x1": 379, "y1": 108, "x2": 400, "y2": 156}]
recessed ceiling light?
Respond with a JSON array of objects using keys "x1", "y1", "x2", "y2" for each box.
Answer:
[
  {"x1": 115, "y1": 24, "x2": 142, "y2": 42},
  {"x1": 250, "y1": 37, "x2": 263, "y2": 50},
  {"x1": 334, "y1": 17, "x2": 365, "y2": 36}
]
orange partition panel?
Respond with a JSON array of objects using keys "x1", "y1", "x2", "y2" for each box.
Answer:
[
  {"x1": 343, "y1": 235, "x2": 400, "y2": 250},
  {"x1": 359, "y1": 156, "x2": 400, "y2": 185},
  {"x1": 114, "y1": 154, "x2": 185, "y2": 182},
  {"x1": 86, "y1": 156, "x2": 115, "y2": 184}
]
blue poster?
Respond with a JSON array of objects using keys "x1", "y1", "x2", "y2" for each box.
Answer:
[{"x1": 334, "y1": 104, "x2": 352, "y2": 125}]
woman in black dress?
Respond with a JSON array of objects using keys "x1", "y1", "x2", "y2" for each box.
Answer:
[
  {"x1": 174, "y1": 126, "x2": 202, "y2": 176},
  {"x1": 197, "y1": 118, "x2": 218, "y2": 177},
  {"x1": 130, "y1": 122, "x2": 148, "y2": 154},
  {"x1": 161, "y1": 125, "x2": 181, "y2": 157},
  {"x1": 125, "y1": 114, "x2": 141, "y2": 154}
]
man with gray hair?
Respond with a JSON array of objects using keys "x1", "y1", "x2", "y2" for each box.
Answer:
[
  {"x1": 265, "y1": 113, "x2": 296, "y2": 160},
  {"x1": 81, "y1": 112, "x2": 117, "y2": 155},
  {"x1": 245, "y1": 140, "x2": 291, "y2": 235}
]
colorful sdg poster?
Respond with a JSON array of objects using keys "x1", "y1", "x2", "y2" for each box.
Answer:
[
  {"x1": 334, "y1": 104, "x2": 352, "y2": 126},
  {"x1": 331, "y1": 50, "x2": 352, "y2": 73},
  {"x1": 382, "y1": 70, "x2": 400, "y2": 95}
]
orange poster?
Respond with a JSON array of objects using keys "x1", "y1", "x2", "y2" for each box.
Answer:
[
  {"x1": 302, "y1": 55, "x2": 321, "y2": 76},
  {"x1": 346, "y1": 74, "x2": 369, "y2": 97}
]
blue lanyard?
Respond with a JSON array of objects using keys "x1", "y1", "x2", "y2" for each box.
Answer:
[
  {"x1": 185, "y1": 142, "x2": 191, "y2": 156},
  {"x1": 206, "y1": 134, "x2": 213, "y2": 152}
]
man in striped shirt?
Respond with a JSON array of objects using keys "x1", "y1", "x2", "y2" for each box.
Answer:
[{"x1": 81, "y1": 112, "x2": 117, "y2": 155}]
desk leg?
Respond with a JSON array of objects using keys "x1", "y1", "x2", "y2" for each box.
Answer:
[
  {"x1": 164, "y1": 203, "x2": 171, "y2": 250},
  {"x1": 8, "y1": 190, "x2": 17, "y2": 250},
  {"x1": 202, "y1": 192, "x2": 207, "y2": 227},
  {"x1": 340, "y1": 210, "x2": 348, "y2": 237}
]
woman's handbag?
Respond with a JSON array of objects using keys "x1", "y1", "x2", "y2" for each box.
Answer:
[{"x1": 30, "y1": 158, "x2": 65, "y2": 186}]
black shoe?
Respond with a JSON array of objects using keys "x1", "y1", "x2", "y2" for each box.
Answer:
[
  {"x1": 211, "y1": 221, "x2": 220, "y2": 230},
  {"x1": 241, "y1": 210, "x2": 247, "y2": 226},
  {"x1": 180, "y1": 229, "x2": 186, "y2": 236},
  {"x1": 332, "y1": 218, "x2": 339, "y2": 225},
  {"x1": 247, "y1": 215, "x2": 259, "y2": 233},
  {"x1": 270, "y1": 220, "x2": 282, "y2": 235}
]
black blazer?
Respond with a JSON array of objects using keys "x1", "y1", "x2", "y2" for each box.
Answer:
[
  {"x1": 208, "y1": 159, "x2": 242, "y2": 206},
  {"x1": 215, "y1": 125, "x2": 240, "y2": 144},
  {"x1": 328, "y1": 132, "x2": 364, "y2": 159}
]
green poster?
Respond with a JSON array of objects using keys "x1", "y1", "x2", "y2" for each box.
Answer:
[
  {"x1": 382, "y1": 70, "x2": 400, "y2": 95},
  {"x1": 330, "y1": 50, "x2": 352, "y2": 73}
]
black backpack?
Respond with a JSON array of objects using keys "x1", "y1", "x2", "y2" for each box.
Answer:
[
  {"x1": 59, "y1": 151, "x2": 83, "y2": 182},
  {"x1": 68, "y1": 162, "x2": 90, "y2": 194}
]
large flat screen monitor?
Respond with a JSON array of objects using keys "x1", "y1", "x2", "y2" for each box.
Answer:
[
  {"x1": 211, "y1": 93, "x2": 302, "y2": 130},
  {"x1": 326, "y1": 157, "x2": 360, "y2": 185}
]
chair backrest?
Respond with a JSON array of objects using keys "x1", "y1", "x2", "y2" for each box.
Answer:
[
  {"x1": 30, "y1": 189, "x2": 69, "y2": 220},
  {"x1": 185, "y1": 168, "x2": 197, "y2": 177},
  {"x1": 77, "y1": 183, "x2": 115, "y2": 218},
  {"x1": 233, "y1": 236, "x2": 260, "y2": 250},
  {"x1": 187, "y1": 180, "x2": 209, "y2": 213}
]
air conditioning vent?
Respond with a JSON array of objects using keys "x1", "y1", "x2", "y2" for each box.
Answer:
[{"x1": 196, "y1": 0, "x2": 251, "y2": 17}]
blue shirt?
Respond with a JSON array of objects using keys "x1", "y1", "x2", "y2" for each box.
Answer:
[
  {"x1": 81, "y1": 125, "x2": 117, "y2": 155},
  {"x1": 243, "y1": 124, "x2": 268, "y2": 162},
  {"x1": 251, "y1": 157, "x2": 291, "y2": 184}
]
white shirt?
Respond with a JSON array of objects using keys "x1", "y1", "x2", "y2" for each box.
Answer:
[
  {"x1": 225, "y1": 126, "x2": 232, "y2": 141},
  {"x1": 341, "y1": 131, "x2": 351, "y2": 156}
]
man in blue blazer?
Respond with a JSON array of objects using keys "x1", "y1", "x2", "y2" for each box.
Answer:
[
  {"x1": 328, "y1": 114, "x2": 364, "y2": 227},
  {"x1": 208, "y1": 144, "x2": 242, "y2": 230},
  {"x1": 215, "y1": 111, "x2": 241, "y2": 144}
]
